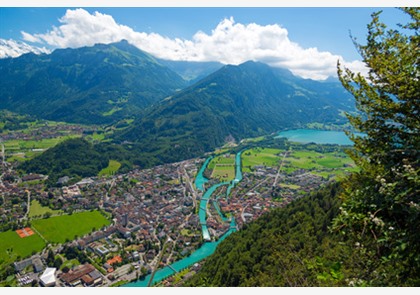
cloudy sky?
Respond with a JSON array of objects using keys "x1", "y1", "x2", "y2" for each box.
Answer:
[{"x1": 0, "y1": 4, "x2": 411, "y2": 80}]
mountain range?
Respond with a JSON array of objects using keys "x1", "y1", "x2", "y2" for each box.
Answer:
[
  {"x1": 114, "y1": 59, "x2": 354, "y2": 162},
  {"x1": 1, "y1": 40, "x2": 355, "y2": 164},
  {"x1": 0, "y1": 40, "x2": 186, "y2": 124}
]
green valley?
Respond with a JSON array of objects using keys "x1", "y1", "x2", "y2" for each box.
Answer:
[{"x1": 0, "y1": 7, "x2": 418, "y2": 288}]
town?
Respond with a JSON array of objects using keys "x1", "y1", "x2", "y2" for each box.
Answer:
[{"x1": 0, "y1": 138, "x2": 352, "y2": 288}]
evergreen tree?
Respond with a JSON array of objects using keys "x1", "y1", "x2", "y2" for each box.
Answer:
[{"x1": 334, "y1": 8, "x2": 419, "y2": 286}]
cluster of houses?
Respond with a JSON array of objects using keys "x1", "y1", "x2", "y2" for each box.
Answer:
[
  {"x1": 0, "y1": 122, "x2": 87, "y2": 142},
  {"x1": 60, "y1": 264, "x2": 103, "y2": 286},
  {"x1": 2, "y1": 142, "x2": 348, "y2": 287},
  {"x1": 218, "y1": 165, "x2": 336, "y2": 229}
]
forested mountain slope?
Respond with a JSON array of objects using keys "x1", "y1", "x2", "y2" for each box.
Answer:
[
  {"x1": 0, "y1": 40, "x2": 187, "y2": 124},
  {"x1": 185, "y1": 183, "x2": 350, "y2": 287},
  {"x1": 115, "y1": 61, "x2": 354, "y2": 163}
]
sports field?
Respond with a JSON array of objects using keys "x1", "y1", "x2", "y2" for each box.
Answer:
[
  {"x1": 31, "y1": 210, "x2": 111, "y2": 244},
  {"x1": 0, "y1": 230, "x2": 46, "y2": 269}
]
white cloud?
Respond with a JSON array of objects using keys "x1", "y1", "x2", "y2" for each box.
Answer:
[
  {"x1": 0, "y1": 38, "x2": 50, "y2": 58},
  {"x1": 19, "y1": 8, "x2": 367, "y2": 80}
]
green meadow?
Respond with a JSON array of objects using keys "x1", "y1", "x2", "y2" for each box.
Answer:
[
  {"x1": 285, "y1": 150, "x2": 356, "y2": 176},
  {"x1": 241, "y1": 146, "x2": 356, "y2": 179},
  {"x1": 241, "y1": 147, "x2": 284, "y2": 173},
  {"x1": 4, "y1": 135, "x2": 81, "y2": 162},
  {"x1": 32, "y1": 211, "x2": 111, "y2": 244},
  {"x1": 98, "y1": 160, "x2": 121, "y2": 177},
  {"x1": 208, "y1": 154, "x2": 236, "y2": 181},
  {"x1": 28, "y1": 200, "x2": 63, "y2": 219},
  {"x1": 0, "y1": 230, "x2": 46, "y2": 269}
]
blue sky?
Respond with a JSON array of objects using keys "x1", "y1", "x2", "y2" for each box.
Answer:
[
  {"x1": 0, "y1": 7, "x2": 408, "y2": 60},
  {"x1": 0, "y1": 6, "x2": 412, "y2": 80}
]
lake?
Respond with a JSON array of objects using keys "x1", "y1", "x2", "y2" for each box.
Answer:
[{"x1": 276, "y1": 129, "x2": 363, "y2": 145}]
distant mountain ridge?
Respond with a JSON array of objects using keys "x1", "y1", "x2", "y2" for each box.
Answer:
[
  {"x1": 157, "y1": 59, "x2": 224, "y2": 84},
  {"x1": 0, "y1": 38, "x2": 51, "y2": 59},
  {"x1": 0, "y1": 40, "x2": 187, "y2": 124}
]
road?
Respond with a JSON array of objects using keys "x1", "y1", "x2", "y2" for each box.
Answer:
[
  {"x1": 148, "y1": 239, "x2": 169, "y2": 287},
  {"x1": 24, "y1": 190, "x2": 31, "y2": 218},
  {"x1": 273, "y1": 149, "x2": 291, "y2": 187},
  {"x1": 0, "y1": 142, "x2": 4, "y2": 166},
  {"x1": 19, "y1": 189, "x2": 31, "y2": 222},
  {"x1": 180, "y1": 163, "x2": 198, "y2": 210},
  {"x1": 241, "y1": 204, "x2": 249, "y2": 223},
  {"x1": 0, "y1": 142, "x2": 4, "y2": 188}
]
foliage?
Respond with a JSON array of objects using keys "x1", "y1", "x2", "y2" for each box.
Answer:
[
  {"x1": 0, "y1": 110, "x2": 38, "y2": 131},
  {"x1": 186, "y1": 10, "x2": 420, "y2": 285},
  {"x1": 46, "y1": 249, "x2": 55, "y2": 266},
  {"x1": 185, "y1": 182, "x2": 345, "y2": 286},
  {"x1": 334, "y1": 8, "x2": 420, "y2": 286},
  {"x1": 62, "y1": 246, "x2": 89, "y2": 264},
  {"x1": 19, "y1": 138, "x2": 108, "y2": 184}
]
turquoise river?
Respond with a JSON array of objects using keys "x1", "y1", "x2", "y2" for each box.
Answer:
[
  {"x1": 124, "y1": 151, "x2": 243, "y2": 287},
  {"x1": 122, "y1": 129, "x2": 359, "y2": 287}
]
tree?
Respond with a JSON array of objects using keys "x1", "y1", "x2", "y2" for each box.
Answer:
[
  {"x1": 334, "y1": 8, "x2": 419, "y2": 286},
  {"x1": 54, "y1": 257, "x2": 63, "y2": 269},
  {"x1": 46, "y1": 249, "x2": 55, "y2": 267}
]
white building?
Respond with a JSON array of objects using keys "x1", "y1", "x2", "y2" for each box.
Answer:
[{"x1": 40, "y1": 267, "x2": 56, "y2": 287}]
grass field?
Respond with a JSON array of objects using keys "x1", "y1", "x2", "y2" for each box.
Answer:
[
  {"x1": 89, "y1": 132, "x2": 106, "y2": 141},
  {"x1": 286, "y1": 150, "x2": 355, "y2": 170},
  {"x1": 211, "y1": 165, "x2": 236, "y2": 182},
  {"x1": 102, "y1": 107, "x2": 122, "y2": 116},
  {"x1": 4, "y1": 135, "x2": 81, "y2": 161},
  {"x1": 241, "y1": 146, "x2": 356, "y2": 179},
  {"x1": 279, "y1": 183, "x2": 301, "y2": 189},
  {"x1": 28, "y1": 200, "x2": 63, "y2": 219},
  {"x1": 208, "y1": 154, "x2": 235, "y2": 181},
  {"x1": 98, "y1": 160, "x2": 121, "y2": 177},
  {"x1": 208, "y1": 154, "x2": 235, "y2": 169},
  {"x1": 4, "y1": 136, "x2": 79, "y2": 151},
  {"x1": 0, "y1": 230, "x2": 46, "y2": 269},
  {"x1": 242, "y1": 148, "x2": 284, "y2": 173},
  {"x1": 31, "y1": 211, "x2": 111, "y2": 244}
]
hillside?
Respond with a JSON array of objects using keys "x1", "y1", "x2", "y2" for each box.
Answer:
[
  {"x1": 0, "y1": 40, "x2": 187, "y2": 124},
  {"x1": 114, "y1": 61, "x2": 354, "y2": 163},
  {"x1": 184, "y1": 179, "x2": 419, "y2": 287},
  {"x1": 185, "y1": 182, "x2": 345, "y2": 287},
  {"x1": 19, "y1": 138, "x2": 108, "y2": 185},
  {"x1": 157, "y1": 59, "x2": 224, "y2": 84}
]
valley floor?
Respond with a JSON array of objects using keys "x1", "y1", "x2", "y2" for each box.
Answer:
[{"x1": 0, "y1": 137, "x2": 354, "y2": 287}]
